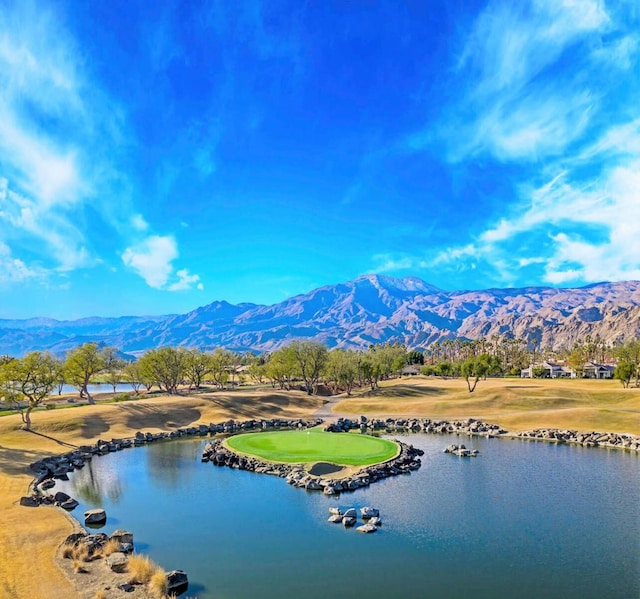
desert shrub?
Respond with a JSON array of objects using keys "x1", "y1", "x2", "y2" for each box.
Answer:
[
  {"x1": 93, "y1": 590, "x2": 108, "y2": 599},
  {"x1": 101, "y1": 538, "x2": 121, "y2": 556},
  {"x1": 127, "y1": 554, "x2": 156, "y2": 584},
  {"x1": 73, "y1": 544, "x2": 90, "y2": 563},
  {"x1": 62, "y1": 545, "x2": 74, "y2": 559},
  {"x1": 45, "y1": 402, "x2": 56, "y2": 410},
  {"x1": 148, "y1": 569, "x2": 168, "y2": 598}
]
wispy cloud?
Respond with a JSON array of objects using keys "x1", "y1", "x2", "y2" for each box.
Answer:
[
  {"x1": 393, "y1": 0, "x2": 640, "y2": 288},
  {"x1": 0, "y1": 2, "x2": 199, "y2": 292}
]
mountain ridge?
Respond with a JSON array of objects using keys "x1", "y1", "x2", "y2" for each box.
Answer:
[{"x1": 1, "y1": 275, "x2": 639, "y2": 356}]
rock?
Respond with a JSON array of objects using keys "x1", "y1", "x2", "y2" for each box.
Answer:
[
  {"x1": 106, "y1": 552, "x2": 128, "y2": 572},
  {"x1": 54, "y1": 491, "x2": 71, "y2": 503},
  {"x1": 343, "y1": 508, "x2": 357, "y2": 518},
  {"x1": 360, "y1": 506, "x2": 379, "y2": 519},
  {"x1": 19, "y1": 496, "x2": 40, "y2": 507},
  {"x1": 328, "y1": 507, "x2": 342, "y2": 516},
  {"x1": 166, "y1": 570, "x2": 189, "y2": 595},
  {"x1": 39, "y1": 479, "x2": 55, "y2": 490},
  {"x1": 117, "y1": 582, "x2": 134, "y2": 592},
  {"x1": 328, "y1": 514, "x2": 343, "y2": 523},
  {"x1": 64, "y1": 532, "x2": 88, "y2": 546},
  {"x1": 60, "y1": 498, "x2": 79, "y2": 510},
  {"x1": 369, "y1": 517, "x2": 382, "y2": 526},
  {"x1": 84, "y1": 509, "x2": 107, "y2": 526},
  {"x1": 342, "y1": 516, "x2": 357, "y2": 527},
  {"x1": 110, "y1": 530, "x2": 134, "y2": 545},
  {"x1": 356, "y1": 523, "x2": 377, "y2": 533}
]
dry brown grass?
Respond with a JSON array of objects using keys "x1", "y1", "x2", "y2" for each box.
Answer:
[
  {"x1": 333, "y1": 376, "x2": 640, "y2": 434},
  {"x1": 93, "y1": 590, "x2": 108, "y2": 599},
  {"x1": 148, "y1": 568, "x2": 169, "y2": 598},
  {"x1": 101, "y1": 538, "x2": 121, "y2": 557},
  {"x1": 127, "y1": 554, "x2": 156, "y2": 585}
]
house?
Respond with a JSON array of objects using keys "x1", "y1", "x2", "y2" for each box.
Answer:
[
  {"x1": 520, "y1": 361, "x2": 573, "y2": 378},
  {"x1": 401, "y1": 365, "x2": 421, "y2": 376},
  {"x1": 583, "y1": 362, "x2": 615, "y2": 379}
]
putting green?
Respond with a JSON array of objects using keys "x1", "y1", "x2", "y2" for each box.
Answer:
[{"x1": 225, "y1": 428, "x2": 399, "y2": 466}]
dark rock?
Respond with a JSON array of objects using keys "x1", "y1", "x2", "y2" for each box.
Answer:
[
  {"x1": 166, "y1": 570, "x2": 189, "y2": 595},
  {"x1": 20, "y1": 496, "x2": 40, "y2": 507}
]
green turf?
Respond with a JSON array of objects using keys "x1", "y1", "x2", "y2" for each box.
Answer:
[{"x1": 225, "y1": 428, "x2": 399, "y2": 466}]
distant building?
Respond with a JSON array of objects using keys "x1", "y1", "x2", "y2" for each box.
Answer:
[
  {"x1": 401, "y1": 365, "x2": 421, "y2": 376},
  {"x1": 521, "y1": 361, "x2": 616, "y2": 379}
]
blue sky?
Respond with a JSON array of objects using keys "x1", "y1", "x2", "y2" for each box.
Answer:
[{"x1": 0, "y1": 0, "x2": 639, "y2": 319}]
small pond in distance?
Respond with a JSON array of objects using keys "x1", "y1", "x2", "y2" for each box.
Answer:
[{"x1": 57, "y1": 433, "x2": 640, "y2": 599}]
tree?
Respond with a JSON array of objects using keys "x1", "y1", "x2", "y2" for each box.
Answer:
[
  {"x1": 567, "y1": 346, "x2": 587, "y2": 378},
  {"x1": 264, "y1": 347, "x2": 297, "y2": 390},
  {"x1": 137, "y1": 347, "x2": 185, "y2": 394},
  {"x1": 460, "y1": 355, "x2": 490, "y2": 393},
  {"x1": 183, "y1": 348, "x2": 211, "y2": 391},
  {"x1": 103, "y1": 348, "x2": 126, "y2": 393},
  {"x1": 324, "y1": 349, "x2": 359, "y2": 395},
  {"x1": 208, "y1": 348, "x2": 234, "y2": 389},
  {"x1": 614, "y1": 340, "x2": 640, "y2": 387},
  {"x1": 0, "y1": 352, "x2": 60, "y2": 430},
  {"x1": 123, "y1": 361, "x2": 144, "y2": 395},
  {"x1": 290, "y1": 340, "x2": 328, "y2": 395},
  {"x1": 614, "y1": 362, "x2": 635, "y2": 388},
  {"x1": 64, "y1": 343, "x2": 109, "y2": 403}
]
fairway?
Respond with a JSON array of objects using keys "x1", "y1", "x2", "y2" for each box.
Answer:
[{"x1": 225, "y1": 428, "x2": 399, "y2": 466}]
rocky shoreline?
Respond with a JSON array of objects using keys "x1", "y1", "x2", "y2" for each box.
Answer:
[{"x1": 23, "y1": 416, "x2": 640, "y2": 508}]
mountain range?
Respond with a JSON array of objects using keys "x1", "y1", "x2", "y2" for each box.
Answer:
[{"x1": 1, "y1": 274, "x2": 640, "y2": 357}]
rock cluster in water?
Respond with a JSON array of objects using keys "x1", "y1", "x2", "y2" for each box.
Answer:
[
  {"x1": 328, "y1": 506, "x2": 382, "y2": 533},
  {"x1": 326, "y1": 416, "x2": 508, "y2": 437},
  {"x1": 202, "y1": 437, "x2": 424, "y2": 494},
  {"x1": 443, "y1": 444, "x2": 479, "y2": 457},
  {"x1": 515, "y1": 428, "x2": 640, "y2": 450}
]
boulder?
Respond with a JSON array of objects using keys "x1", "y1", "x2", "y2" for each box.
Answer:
[
  {"x1": 84, "y1": 509, "x2": 107, "y2": 526},
  {"x1": 60, "y1": 498, "x2": 79, "y2": 510},
  {"x1": 19, "y1": 496, "x2": 40, "y2": 507},
  {"x1": 360, "y1": 506, "x2": 379, "y2": 519},
  {"x1": 54, "y1": 491, "x2": 71, "y2": 503},
  {"x1": 106, "y1": 552, "x2": 128, "y2": 572},
  {"x1": 166, "y1": 570, "x2": 189, "y2": 595},
  {"x1": 110, "y1": 530, "x2": 134, "y2": 545},
  {"x1": 356, "y1": 523, "x2": 377, "y2": 533},
  {"x1": 328, "y1": 507, "x2": 342, "y2": 516},
  {"x1": 369, "y1": 517, "x2": 382, "y2": 526},
  {"x1": 343, "y1": 508, "x2": 357, "y2": 518},
  {"x1": 342, "y1": 516, "x2": 357, "y2": 527},
  {"x1": 328, "y1": 514, "x2": 343, "y2": 523}
]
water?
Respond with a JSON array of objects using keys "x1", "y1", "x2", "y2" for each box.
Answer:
[
  {"x1": 57, "y1": 434, "x2": 640, "y2": 599},
  {"x1": 52, "y1": 383, "x2": 136, "y2": 396}
]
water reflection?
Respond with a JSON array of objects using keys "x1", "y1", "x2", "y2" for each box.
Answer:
[{"x1": 70, "y1": 459, "x2": 123, "y2": 504}]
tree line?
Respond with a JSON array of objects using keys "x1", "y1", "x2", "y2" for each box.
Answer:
[{"x1": 1, "y1": 334, "x2": 638, "y2": 430}]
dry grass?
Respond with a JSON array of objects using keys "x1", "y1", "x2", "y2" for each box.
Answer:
[
  {"x1": 101, "y1": 538, "x2": 121, "y2": 557},
  {"x1": 334, "y1": 376, "x2": 640, "y2": 434},
  {"x1": 93, "y1": 590, "x2": 108, "y2": 599},
  {"x1": 148, "y1": 568, "x2": 169, "y2": 598},
  {"x1": 127, "y1": 554, "x2": 157, "y2": 585}
]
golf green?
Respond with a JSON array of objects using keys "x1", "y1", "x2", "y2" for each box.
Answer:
[{"x1": 225, "y1": 428, "x2": 399, "y2": 466}]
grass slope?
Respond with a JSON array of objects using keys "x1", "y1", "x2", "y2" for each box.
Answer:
[
  {"x1": 333, "y1": 377, "x2": 640, "y2": 435},
  {"x1": 226, "y1": 428, "x2": 398, "y2": 466}
]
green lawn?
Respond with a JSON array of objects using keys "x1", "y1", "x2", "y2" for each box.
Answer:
[{"x1": 225, "y1": 428, "x2": 399, "y2": 466}]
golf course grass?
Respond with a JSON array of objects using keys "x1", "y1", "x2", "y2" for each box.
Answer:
[{"x1": 225, "y1": 428, "x2": 399, "y2": 466}]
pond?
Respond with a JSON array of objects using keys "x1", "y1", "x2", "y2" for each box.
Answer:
[{"x1": 56, "y1": 433, "x2": 640, "y2": 599}]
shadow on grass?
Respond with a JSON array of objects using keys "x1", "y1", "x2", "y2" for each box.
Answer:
[
  {"x1": 78, "y1": 415, "x2": 110, "y2": 439},
  {"x1": 361, "y1": 384, "x2": 447, "y2": 398},
  {"x1": 26, "y1": 429, "x2": 78, "y2": 448},
  {"x1": 119, "y1": 403, "x2": 202, "y2": 430}
]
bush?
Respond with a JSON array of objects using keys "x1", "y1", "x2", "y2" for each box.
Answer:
[
  {"x1": 127, "y1": 554, "x2": 156, "y2": 584},
  {"x1": 45, "y1": 402, "x2": 56, "y2": 410},
  {"x1": 148, "y1": 569, "x2": 168, "y2": 598}
]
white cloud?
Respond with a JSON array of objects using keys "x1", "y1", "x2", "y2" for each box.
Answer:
[
  {"x1": 122, "y1": 235, "x2": 178, "y2": 289},
  {"x1": 0, "y1": 241, "x2": 41, "y2": 283},
  {"x1": 167, "y1": 269, "x2": 203, "y2": 291},
  {"x1": 131, "y1": 214, "x2": 149, "y2": 231},
  {"x1": 122, "y1": 235, "x2": 203, "y2": 291}
]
